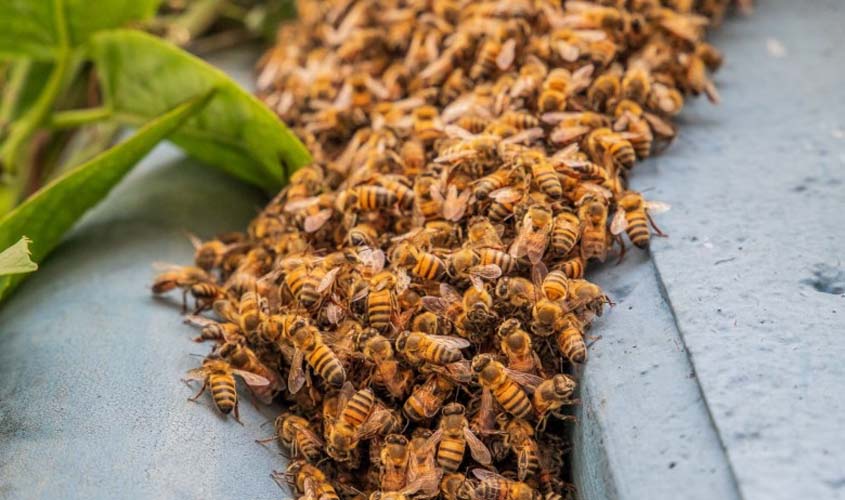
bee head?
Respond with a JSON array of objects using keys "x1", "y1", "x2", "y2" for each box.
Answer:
[
  {"x1": 497, "y1": 318, "x2": 520, "y2": 338},
  {"x1": 442, "y1": 402, "x2": 465, "y2": 416},
  {"x1": 394, "y1": 330, "x2": 410, "y2": 352},
  {"x1": 471, "y1": 354, "x2": 491, "y2": 373}
]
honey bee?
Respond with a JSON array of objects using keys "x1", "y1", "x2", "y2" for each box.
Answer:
[
  {"x1": 585, "y1": 127, "x2": 636, "y2": 171},
  {"x1": 377, "y1": 175, "x2": 416, "y2": 211},
  {"x1": 542, "y1": 110, "x2": 609, "y2": 146},
  {"x1": 152, "y1": 265, "x2": 223, "y2": 311},
  {"x1": 453, "y1": 284, "x2": 499, "y2": 342},
  {"x1": 470, "y1": 38, "x2": 503, "y2": 81},
  {"x1": 648, "y1": 82, "x2": 684, "y2": 115},
  {"x1": 533, "y1": 374, "x2": 577, "y2": 420},
  {"x1": 566, "y1": 278, "x2": 609, "y2": 318},
  {"x1": 497, "y1": 319, "x2": 543, "y2": 375},
  {"x1": 347, "y1": 222, "x2": 381, "y2": 247},
  {"x1": 511, "y1": 204, "x2": 553, "y2": 265},
  {"x1": 610, "y1": 191, "x2": 670, "y2": 248},
  {"x1": 586, "y1": 69, "x2": 620, "y2": 112},
  {"x1": 541, "y1": 270, "x2": 569, "y2": 301},
  {"x1": 440, "y1": 473, "x2": 472, "y2": 500},
  {"x1": 621, "y1": 65, "x2": 651, "y2": 104},
  {"x1": 364, "y1": 270, "x2": 404, "y2": 333},
  {"x1": 392, "y1": 241, "x2": 447, "y2": 281},
  {"x1": 510, "y1": 56, "x2": 547, "y2": 99},
  {"x1": 537, "y1": 66, "x2": 593, "y2": 112},
  {"x1": 357, "y1": 329, "x2": 414, "y2": 399},
  {"x1": 287, "y1": 317, "x2": 346, "y2": 392},
  {"x1": 499, "y1": 416, "x2": 541, "y2": 481},
  {"x1": 473, "y1": 169, "x2": 515, "y2": 201},
  {"x1": 183, "y1": 315, "x2": 240, "y2": 344},
  {"x1": 216, "y1": 341, "x2": 283, "y2": 404},
  {"x1": 429, "y1": 402, "x2": 493, "y2": 471},
  {"x1": 379, "y1": 434, "x2": 410, "y2": 492},
  {"x1": 467, "y1": 216, "x2": 505, "y2": 249},
  {"x1": 447, "y1": 248, "x2": 503, "y2": 289},
  {"x1": 413, "y1": 105, "x2": 445, "y2": 143},
  {"x1": 403, "y1": 373, "x2": 455, "y2": 422},
  {"x1": 471, "y1": 354, "x2": 542, "y2": 420},
  {"x1": 264, "y1": 413, "x2": 324, "y2": 463},
  {"x1": 550, "y1": 211, "x2": 582, "y2": 257},
  {"x1": 577, "y1": 193, "x2": 611, "y2": 262},
  {"x1": 395, "y1": 331, "x2": 470, "y2": 366},
  {"x1": 494, "y1": 276, "x2": 537, "y2": 315},
  {"x1": 281, "y1": 460, "x2": 340, "y2": 500},
  {"x1": 612, "y1": 99, "x2": 654, "y2": 159},
  {"x1": 401, "y1": 139, "x2": 426, "y2": 176},
  {"x1": 487, "y1": 187, "x2": 524, "y2": 223},
  {"x1": 556, "y1": 313, "x2": 587, "y2": 364},
  {"x1": 185, "y1": 358, "x2": 269, "y2": 421},
  {"x1": 402, "y1": 427, "x2": 444, "y2": 499},
  {"x1": 341, "y1": 185, "x2": 399, "y2": 212},
  {"x1": 469, "y1": 469, "x2": 542, "y2": 500},
  {"x1": 284, "y1": 261, "x2": 323, "y2": 310},
  {"x1": 556, "y1": 255, "x2": 585, "y2": 279},
  {"x1": 327, "y1": 383, "x2": 401, "y2": 463}
]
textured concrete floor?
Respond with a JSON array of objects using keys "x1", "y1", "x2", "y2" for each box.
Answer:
[{"x1": 1, "y1": 2, "x2": 844, "y2": 498}]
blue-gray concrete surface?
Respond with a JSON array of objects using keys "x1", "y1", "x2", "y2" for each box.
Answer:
[
  {"x1": 0, "y1": 49, "x2": 287, "y2": 499},
  {"x1": 2, "y1": 2, "x2": 845, "y2": 498},
  {"x1": 576, "y1": 2, "x2": 845, "y2": 500}
]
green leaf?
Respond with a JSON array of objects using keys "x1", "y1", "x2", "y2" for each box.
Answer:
[
  {"x1": 0, "y1": 90, "x2": 212, "y2": 302},
  {"x1": 0, "y1": 236, "x2": 37, "y2": 275},
  {"x1": 90, "y1": 29, "x2": 311, "y2": 192},
  {"x1": 0, "y1": 0, "x2": 161, "y2": 59}
]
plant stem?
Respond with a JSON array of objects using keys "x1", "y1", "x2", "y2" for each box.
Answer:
[
  {"x1": 0, "y1": 60, "x2": 33, "y2": 131},
  {"x1": 49, "y1": 107, "x2": 112, "y2": 129}
]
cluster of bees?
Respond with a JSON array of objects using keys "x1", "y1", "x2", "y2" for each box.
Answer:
[{"x1": 153, "y1": 0, "x2": 738, "y2": 499}]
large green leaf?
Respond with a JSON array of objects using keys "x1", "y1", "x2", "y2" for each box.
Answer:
[
  {"x1": 0, "y1": 0, "x2": 160, "y2": 59},
  {"x1": 0, "y1": 91, "x2": 212, "y2": 301},
  {"x1": 90, "y1": 29, "x2": 310, "y2": 192},
  {"x1": 0, "y1": 236, "x2": 37, "y2": 275}
]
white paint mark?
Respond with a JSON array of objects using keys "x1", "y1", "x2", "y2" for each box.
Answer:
[{"x1": 766, "y1": 38, "x2": 787, "y2": 58}]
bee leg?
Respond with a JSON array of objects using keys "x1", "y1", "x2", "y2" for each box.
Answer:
[
  {"x1": 187, "y1": 380, "x2": 208, "y2": 402},
  {"x1": 233, "y1": 402, "x2": 244, "y2": 426},
  {"x1": 255, "y1": 436, "x2": 277, "y2": 446},
  {"x1": 646, "y1": 212, "x2": 668, "y2": 237},
  {"x1": 615, "y1": 235, "x2": 627, "y2": 265},
  {"x1": 586, "y1": 335, "x2": 603, "y2": 349},
  {"x1": 181, "y1": 289, "x2": 189, "y2": 314}
]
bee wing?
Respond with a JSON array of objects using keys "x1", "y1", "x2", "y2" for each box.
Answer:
[
  {"x1": 443, "y1": 187, "x2": 471, "y2": 222},
  {"x1": 213, "y1": 299, "x2": 240, "y2": 324},
  {"x1": 610, "y1": 210, "x2": 628, "y2": 235},
  {"x1": 288, "y1": 350, "x2": 306, "y2": 394},
  {"x1": 350, "y1": 285, "x2": 370, "y2": 303},
  {"x1": 555, "y1": 41, "x2": 580, "y2": 62},
  {"x1": 396, "y1": 269, "x2": 411, "y2": 294},
  {"x1": 365, "y1": 75, "x2": 390, "y2": 100},
  {"x1": 471, "y1": 468, "x2": 503, "y2": 481},
  {"x1": 469, "y1": 274, "x2": 484, "y2": 292},
  {"x1": 532, "y1": 262, "x2": 548, "y2": 301},
  {"x1": 464, "y1": 428, "x2": 493, "y2": 465},
  {"x1": 540, "y1": 111, "x2": 578, "y2": 125},
  {"x1": 151, "y1": 261, "x2": 184, "y2": 272},
  {"x1": 402, "y1": 471, "x2": 443, "y2": 497},
  {"x1": 422, "y1": 296, "x2": 449, "y2": 315},
  {"x1": 422, "y1": 426, "x2": 442, "y2": 445},
  {"x1": 304, "y1": 208, "x2": 333, "y2": 233},
  {"x1": 524, "y1": 232, "x2": 549, "y2": 265},
  {"x1": 297, "y1": 425, "x2": 326, "y2": 447},
  {"x1": 645, "y1": 201, "x2": 671, "y2": 214},
  {"x1": 185, "y1": 367, "x2": 206, "y2": 381},
  {"x1": 550, "y1": 125, "x2": 591, "y2": 144},
  {"x1": 427, "y1": 335, "x2": 471, "y2": 350},
  {"x1": 506, "y1": 368, "x2": 544, "y2": 392},
  {"x1": 496, "y1": 38, "x2": 517, "y2": 70},
  {"x1": 489, "y1": 187, "x2": 523, "y2": 204},
  {"x1": 183, "y1": 314, "x2": 215, "y2": 328},
  {"x1": 470, "y1": 264, "x2": 503, "y2": 281},
  {"x1": 185, "y1": 232, "x2": 204, "y2": 250},
  {"x1": 643, "y1": 112, "x2": 676, "y2": 138},
  {"x1": 440, "y1": 283, "x2": 463, "y2": 304},
  {"x1": 317, "y1": 267, "x2": 341, "y2": 293},
  {"x1": 333, "y1": 82, "x2": 352, "y2": 110},
  {"x1": 359, "y1": 246, "x2": 386, "y2": 274},
  {"x1": 284, "y1": 196, "x2": 322, "y2": 213},
  {"x1": 233, "y1": 369, "x2": 271, "y2": 387},
  {"x1": 357, "y1": 406, "x2": 393, "y2": 439},
  {"x1": 326, "y1": 302, "x2": 345, "y2": 325},
  {"x1": 503, "y1": 127, "x2": 545, "y2": 145},
  {"x1": 444, "y1": 124, "x2": 475, "y2": 140}
]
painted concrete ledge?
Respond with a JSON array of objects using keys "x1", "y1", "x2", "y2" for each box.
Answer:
[{"x1": 576, "y1": 2, "x2": 845, "y2": 500}]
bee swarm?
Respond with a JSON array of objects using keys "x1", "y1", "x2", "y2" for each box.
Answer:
[{"x1": 156, "y1": 1, "x2": 740, "y2": 498}]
